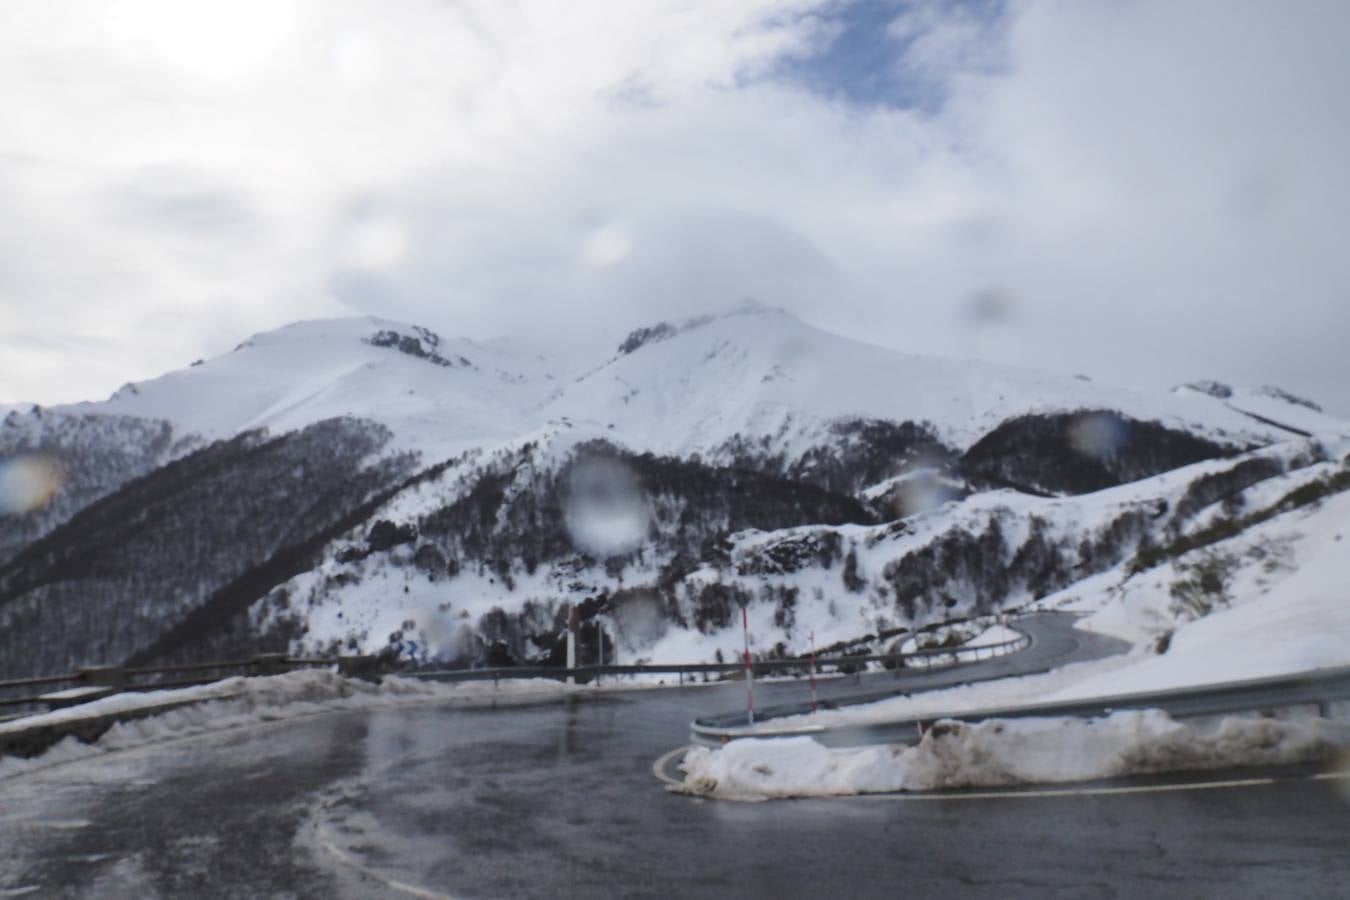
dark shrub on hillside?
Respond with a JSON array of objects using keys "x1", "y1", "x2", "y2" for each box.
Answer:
[
  {"x1": 368, "y1": 519, "x2": 417, "y2": 552},
  {"x1": 960, "y1": 411, "x2": 1236, "y2": 496}
]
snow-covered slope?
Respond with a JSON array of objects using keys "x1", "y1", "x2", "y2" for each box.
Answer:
[
  {"x1": 1175, "y1": 381, "x2": 1346, "y2": 439},
  {"x1": 1060, "y1": 479, "x2": 1350, "y2": 693},
  {"x1": 63, "y1": 317, "x2": 560, "y2": 458},
  {"x1": 48, "y1": 306, "x2": 1303, "y2": 467},
  {"x1": 545, "y1": 305, "x2": 1282, "y2": 458},
  {"x1": 2, "y1": 304, "x2": 1345, "y2": 678}
]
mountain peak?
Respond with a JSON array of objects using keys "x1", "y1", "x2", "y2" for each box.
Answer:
[{"x1": 615, "y1": 300, "x2": 793, "y2": 356}]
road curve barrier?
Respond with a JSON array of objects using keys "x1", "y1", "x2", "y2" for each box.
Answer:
[
  {"x1": 689, "y1": 664, "x2": 1350, "y2": 749},
  {"x1": 0, "y1": 620, "x2": 1033, "y2": 752}
]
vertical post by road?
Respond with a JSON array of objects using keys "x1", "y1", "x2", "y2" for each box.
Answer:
[
  {"x1": 567, "y1": 604, "x2": 577, "y2": 686},
  {"x1": 596, "y1": 619, "x2": 604, "y2": 685},
  {"x1": 809, "y1": 629, "x2": 819, "y2": 714},
  {"x1": 741, "y1": 604, "x2": 755, "y2": 725}
]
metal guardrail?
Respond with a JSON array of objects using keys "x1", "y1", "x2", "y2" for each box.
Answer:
[
  {"x1": 0, "y1": 654, "x2": 339, "y2": 711},
  {"x1": 0, "y1": 627, "x2": 1030, "y2": 714},
  {"x1": 690, "y1": 664, "x2": 1350, "y2": 748},
  {"x1": 407, "y1": 631, "x2": 1030, "y2": 687},
  {"x1": 0, "y1": 674, "x2": 77, "y2": 691}
]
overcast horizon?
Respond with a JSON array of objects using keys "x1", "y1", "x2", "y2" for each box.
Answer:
[{"x1": 2, "y1": 0, "x2": 1348, "y2": 416}]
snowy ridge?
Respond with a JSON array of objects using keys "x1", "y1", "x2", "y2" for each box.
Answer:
[
  {"x1": 64, "y1": 317, "x2": 558, "y2": 459},
  {"x1": 48, "y1": 306, "x2": 1323, "y2": 466},
  {"x1": 547, "y1": 306, "x2": 1284, "y2": 458}
]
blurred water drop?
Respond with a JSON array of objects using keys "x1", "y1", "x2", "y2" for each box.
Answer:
[
  {"x1": 1069, "y1": 413, "x2": 1127, "y2": 461},
  {"x1": 563, "y1": 455, "x2": 649, "y2": 558},
  {"x1": 580, "y1": 223, "x2": 632, "y2": 268},
  {"x1": 421, "y1": 609, "x2": 462, "y2": 663},
  {"x1": 882, "y1": 470, "x2": 963, "y2": 519},
  {"x1": 963, "y1": 286, "x2": 1025, "y2": 365},
  {"x1": 0, "y1": 454, "x2": 65, "y2": 515},
  {"x1": 612, "y1": 590, "x2": 667, "y2": 650},
  {"x1": 966, "y1": 287, "x2": 1013, "y2": 325},
  {"x1": 1332, "y1": 752, "x2": 1350, "y2": 806},
  {"x1": 349, "y1": 214, "x2": 408, "y2": 269}
]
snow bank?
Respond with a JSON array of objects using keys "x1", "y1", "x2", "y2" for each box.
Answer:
[
  {"x1": 965, "y1": 623, "x2": 1022, "y2": 648},
  {"x1": 0, "y1": 669, "x2": 572, "y2": 781},
  {"x1": 679, "y1": 711, "x2": 1350, "y2": 801}
]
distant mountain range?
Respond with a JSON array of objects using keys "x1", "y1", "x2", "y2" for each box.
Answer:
[{"x1": 1, "y1": 303, "x2": 1346, "y2": 678}]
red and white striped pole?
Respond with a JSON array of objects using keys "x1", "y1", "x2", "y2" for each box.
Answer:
[
  {"x1": 809, "y1": 629, "x2": 819, "y2": 714},
  {"x1": 741, "y1": 604, "x2": 756, "y2": 725},
  {"x1": 566, "y1": 604, "x2": 577, "y2": 686}
]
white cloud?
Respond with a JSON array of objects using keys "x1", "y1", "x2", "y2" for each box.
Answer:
[{"x1": 1, "y1": 0, "x2": 1348, "y2": 415}]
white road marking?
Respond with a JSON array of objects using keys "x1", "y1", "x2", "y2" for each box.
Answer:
[
  {"x1": 652, "y1": 745, "x2": 691, "y2": 788},
  {"x1": 27, "y1": 819, "x2": 90, "y2": 830},
  {"x1": 856, "y1": 769, "x2": 1350, "y2": 802},
  {"x1": 856, "y1": 776, "x2": 1283, "y2": 801},
  {"x1": 313, "y1": 819, "x2": 458, "y2": 900}
]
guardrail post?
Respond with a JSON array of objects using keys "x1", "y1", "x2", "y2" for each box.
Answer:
[{"x1": 78, "y1": 666, "x2": 126, "y2": 688}]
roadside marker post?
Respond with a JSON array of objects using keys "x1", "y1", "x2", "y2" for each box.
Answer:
[
  {"x1": 596, "y1": 620, "x2": 604, "y2": 685},
  {"x1": 567, "y1": 604, "x2": 577, "y2": 686},
  {"x1": 741, "y1": 603, "x2": 756, "y2": 725},
  {"x1": 810, "y1": 630, "x2": 819, "y2": 714}
]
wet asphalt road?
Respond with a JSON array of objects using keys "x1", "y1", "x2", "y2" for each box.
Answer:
[{"x1": 2, "y1": 614, "x2": 1347, "y2": 899}]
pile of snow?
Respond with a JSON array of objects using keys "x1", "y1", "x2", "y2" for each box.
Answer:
[
  {"x1": 966, "y1": 623, "x2": 1023, "y2": 647},
  {"x1": 679, "y1": 711, "x2": 1350, "y2": 801},
  {"x1": 0, "y1": 669, "x2": 573, "y2": 781},
  {"x1": 895, "y1": 621, "x2": 1022, "y2": 656}
]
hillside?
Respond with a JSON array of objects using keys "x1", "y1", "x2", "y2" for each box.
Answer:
[{"x1": 0, "y1": 305, "x2": 1344, "y2": 679}]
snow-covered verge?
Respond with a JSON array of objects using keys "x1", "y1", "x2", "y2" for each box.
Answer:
[
  {"x1": 678, "y1": 711, "x2": 1350, "y2": 801},
  {"x1": 0, "y1": 670, "x2": 574, "y2": 782},
  {"x1": 1050, "y1": 488, "x2": 1350, "y2": 697},
  {"x1": 684, "y1": 470, "x2": 1350, "y2": 799},
  {"x1": 738, "y1": 469, "x2": 1350, "y2": 739}
]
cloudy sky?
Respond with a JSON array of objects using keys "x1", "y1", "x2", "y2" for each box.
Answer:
[{"x1": 2, "y1": 0, "x2": 1348, "y2": 414}]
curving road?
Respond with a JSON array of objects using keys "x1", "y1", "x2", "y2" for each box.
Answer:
[{"x1": 2, "y1": 614, "x2": 1347, "y2": 899}]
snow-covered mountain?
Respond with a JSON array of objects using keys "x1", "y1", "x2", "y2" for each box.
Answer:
[
  {"x1": 546, "y1": 304, "x2": 1278, "y2": 456},
  {"x1": 67, "y1": 317, "x2": 558, "y2": 457},
  {"x1": 71, "y1": 304, "x2": 1287, "y2": 460},
  {"x1": 1, "y1": 305, "x2": 1345, "y2": 680}
]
